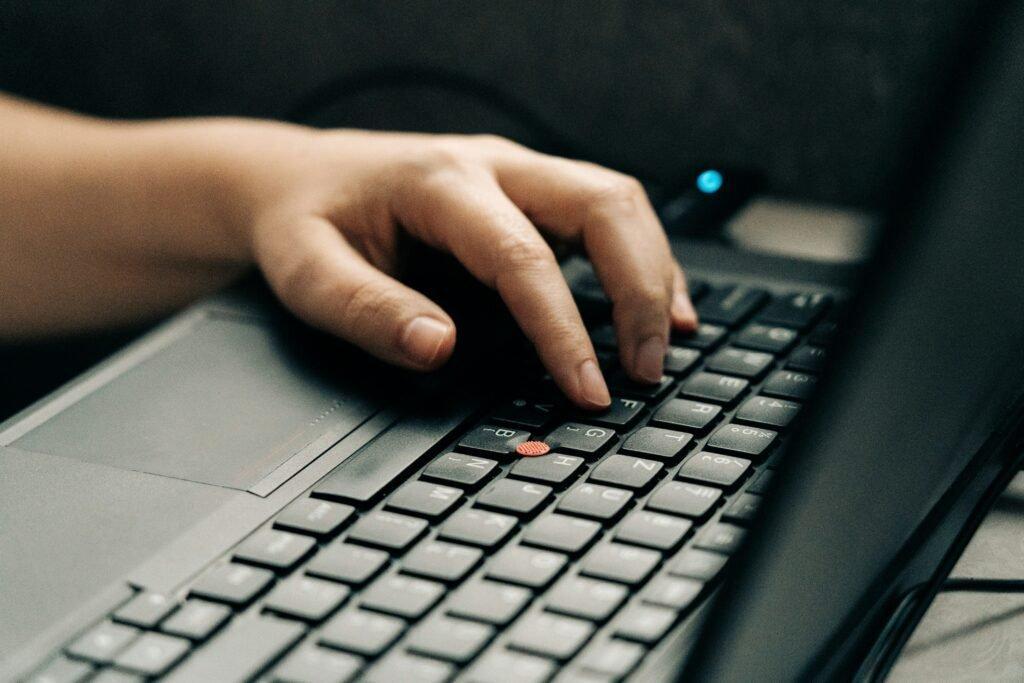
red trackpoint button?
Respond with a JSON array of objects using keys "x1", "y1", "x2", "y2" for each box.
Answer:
[{"x1": 516, "y1": 441, "x2": 552, "y2": 457}]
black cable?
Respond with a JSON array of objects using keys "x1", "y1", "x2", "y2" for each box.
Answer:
[{"x1": 941, "y1": 577, "x2": 1024, "y2": 593}]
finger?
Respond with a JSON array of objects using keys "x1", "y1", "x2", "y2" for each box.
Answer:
[
  {"x1": 393, "y1": 167, "x2": 611, "y2": 409},
  {"x1": 671, "y1": 261, "x2": 699, "y2": 331},
  {"x1": 492, "y1": 151, "x2": 682, "y2": 383},
  {"x1": 257, "y1": 215, "x2": 456, "y2": 370}
]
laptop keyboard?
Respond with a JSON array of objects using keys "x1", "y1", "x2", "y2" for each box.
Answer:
[{"x1": 34, "y1": 280, "x2": 838, "y2": 683}]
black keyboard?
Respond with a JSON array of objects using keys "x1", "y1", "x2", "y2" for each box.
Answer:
[{"x1": 33, "y1": 280, "x2": 838, "y2": 683}]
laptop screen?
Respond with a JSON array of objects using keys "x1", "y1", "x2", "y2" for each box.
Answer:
[{"x1": 687, "y1": 1, "x2": 1024, "y2": 678}]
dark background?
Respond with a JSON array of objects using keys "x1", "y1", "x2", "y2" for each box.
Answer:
[{"x1": 0, "y1": 1, "x2": 969, "y2": 418}]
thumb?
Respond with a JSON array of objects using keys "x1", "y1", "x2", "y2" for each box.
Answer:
[{"x1": 258, "y1": 216, "x2": 456, "y2": 370}]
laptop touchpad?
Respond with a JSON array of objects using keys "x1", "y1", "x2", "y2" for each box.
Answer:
[{"x1": 12, "y1": 313, "x2": 378, "y2": 492}]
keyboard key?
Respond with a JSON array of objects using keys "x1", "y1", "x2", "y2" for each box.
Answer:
[
  {"x1": 694, "y1": 522, "x2": 747, "y2": 555},
  {"x1": 761, "y1": 370, "x2": 818, "y2": 400},
  {"x1": 490, "y1": 396, "x2": 560, "y2": 430},
  {"x1": 697, "y1": 286, "x2": 768, "y2": 326},
  {"x1": 163, "y1": 616, "x2": 304, "y2": 683},
  {"x1": 27, "y1": 656, "x2": 93, "y2": 683},
  {"x1": 809, "y1": 319, "x2": 839, "y2": 345},
  {"x1": 406, "y1": 615, "x2": 495, "y2": 664},
  {"x1": 722, "y1": 492, "x2": 764, "y2": 526},
  {"x1": 320, "y1": 610, "x2": 404, "y2": 657},
  {"x1": 311, "y1": 418, "x2": 464, "y2": 507},
  {"x1": 363, "y1": 653, "x2": 454, "y2": 683},
  {"x1": 620, "y1": 426, "x2": 694, "y2": 461},
  {"x1": 464, "y1": 649, "x2": 554, "y2": 683},
  {"x1": 545, "y1": 422, "x2": 616, "y2": 457},
  {"x1": 788, "y1": 344, "x2": 827, "y2": 372},
  {"x1": 90, "y1": 668, "x2": 142, "y2": 682},
  {"x1": 521, "y1": 513, "x2": 601, "y2": 555},
  {"x1": 612, "y1": 605, "x2": 676, "y2": 645},
  {"x1": 574, "y1": 397, "x2": 646, "y2": 429},
  {"x1": 160, "y1": 601, "x2": 231, "y2": 642},
  {"x1": 663, "y1": 346, "x2": 701, "y2": 375},
  {"x1": 673, "y1": 322, "x2": 727, "y2": 351},
  {"x1": 557, "y1": 483, "x2": 633, "y2": 522},
  {"x1": 679, "y1": 372, "x2": 749, "y2": 405},
  {"x1": 580, "y1": 543, "x2": 660, "y2": 586},
  {"x1": 306, "y1": 543, "x2": 389, "y2": 586},
  {"x1": 508, "y1": 453, "x2": 585, "y2": 487},
  {"x1": 706, "y1": 423, "x2": 778, "y2": 459},
  {"x1": 385, "y1": 481, "x2": 463, "y2": 520},
  {"x1": 401, "y1": 540, "x2": 482, "y2": 583},
  {"x1": 65, "y1": 621, "x2": 139, "y2": 664},
  {"x1": 614, "y1": 510, "x2": 693, "y2": 551},
  {"x1": 577, "y1": 639, "x2": 645, "y2": 678},
  {"x1": 438, "y1": 509, "x2": 517, "y2": 549},
  {"x1": 459, "y1": 424, "x2": 530, "y2": 458},
  {"x1": 734, "y1": 395, "x2": 801, "y2": 429},
  {"x1": 271, "y1": 645, "x2": 362, "y2": 683},
  {"x1": 640, "y1": 576, "x2": 703, "y2": 611},
  {"x1": 545, "y1": 576, "x2": 628, "y2": 622},
  {"x1": 263, "y1": 575, "x2": 350, "y2": 622},
  {"x1": 668, "y1": 548, "x2": 729, "y2": 581},
  {"x1": 346, "y1": 511, "x2": 428, "y2": 553},
  {"x1": 748, "y1": 469, "x2": 776, "y2": 495},
  {"x1": 607, "y1": 371, "x2": 674, "y2": 400},
  {"x1": 646, "y1": 481, "x2": 722, "y2": 520},
  {"x1": 475, "y1": 478, "x2": 553, "y2": 517},
  {"x1": 112, "y1": 592, "x2": 177, "y2": 629},
  {"x1": 677, "y1": 452, "x2": 751, "y2": 489},
  {"x1": 112, "y1": 633, "x2": 190, "y2": 677},
  {"x1": 360, "y1": 575, "x2": 445, "y2": 620},
  {"x1": 507, "y1": 612, "x2": 595, "y2": 661},
  {"x1": 485, "y1": 545, "x2": 567, "y2": 589},
  {"x1": 732, "y1": 323, "x2": 798, "y2": 353},
  {"x1": 190, "y1": 563, "x2": 274, "y2": 607},
  {"x1": 757, "y1": 291, "x2": 831, "y2": 330},
  {"x1": 445, "y1": 579, "x2": 532, "y2": 626},
  {"x1": 274, "y1": 498, "x2": 355, "y2": 539},
  {"x1": 421, "y1": 452, "x2": 498, "y2": 490},
  {"x1": 705, "y1": 347, "x2": 774, "y2": 380},
  {"x1": 651, "y1": 398, "x2": 722, "y2": 433},
  {"x1": 234, "y1": 529, "x2": 316, "y2": 572},
  {"x1": 588, "y1": 454, "x2": 663, "y2": 491}
]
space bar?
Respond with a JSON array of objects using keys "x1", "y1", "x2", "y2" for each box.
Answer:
[
  {"x1": 165, "y1": 616, "x2": 304, "y2": 683},
  {"x1": 311, "y1": 408, "x2": 471, "y2": 506}
]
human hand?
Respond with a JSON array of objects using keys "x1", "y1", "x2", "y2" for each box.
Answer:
[{"x1": 204, "y1": 124, "x2": 697, "y2": 408}]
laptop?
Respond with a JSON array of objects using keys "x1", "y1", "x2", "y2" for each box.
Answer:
[{"x1": 4, "y1": 1, "x2": 1024, "y2": 681}]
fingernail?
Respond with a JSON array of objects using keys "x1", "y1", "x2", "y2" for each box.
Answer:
[
  {"x1": 635, "y1": 336, "x2": 666, "y2": 383},
  {"x1": 577, "y1": 359, "x2": 611, "y2": 408},
  {"x1": 401, "y1": 316, "x2": 451, "y2": 367},
  {"x1": 672, "y1": 291, "x2": 697, "y2": 323}
]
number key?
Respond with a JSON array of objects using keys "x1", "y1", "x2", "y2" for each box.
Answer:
[
  {"x1": 676, "y1": 452, "x2": 751, "y2": 490},
  {"x1": 705, "y1": 423, "x2": 778, "y2": 460},
  {"x1": 734, "y1": 395, "x2": 800, "y2": 429}
]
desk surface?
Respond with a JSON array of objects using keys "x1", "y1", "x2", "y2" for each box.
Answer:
[{"x1": 890, "y1": 472, "x2": 1024, "y2": 680}]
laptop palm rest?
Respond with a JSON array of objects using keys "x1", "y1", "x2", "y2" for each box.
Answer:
[{"x1": 0, "y1": 311, "x2": 381, "y2": 662}]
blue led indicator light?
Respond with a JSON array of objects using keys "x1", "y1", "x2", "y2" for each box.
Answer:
[{"x1": 696, "y1": 169, "x2": 723, "y2": 194}]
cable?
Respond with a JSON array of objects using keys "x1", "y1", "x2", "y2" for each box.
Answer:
[{"x1": 941, "y1": 577, "x2": 1024, "y2": 593}]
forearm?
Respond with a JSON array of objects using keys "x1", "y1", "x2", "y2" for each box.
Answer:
[{"x1": 0, "y1": 95, "x2": 250, "y2": 338}]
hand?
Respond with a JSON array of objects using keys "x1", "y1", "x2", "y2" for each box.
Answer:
[{"x1": 207, "y1": 125, "x2": 698, "y2": 408}]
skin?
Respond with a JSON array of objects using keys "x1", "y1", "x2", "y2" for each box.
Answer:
[{"x1": 0, "y1": 93, "x2": 698, "y2": 409}]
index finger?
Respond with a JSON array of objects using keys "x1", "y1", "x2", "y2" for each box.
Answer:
[{"x1": 493, "y1": 150, "x2": 697, "y2": 382}]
